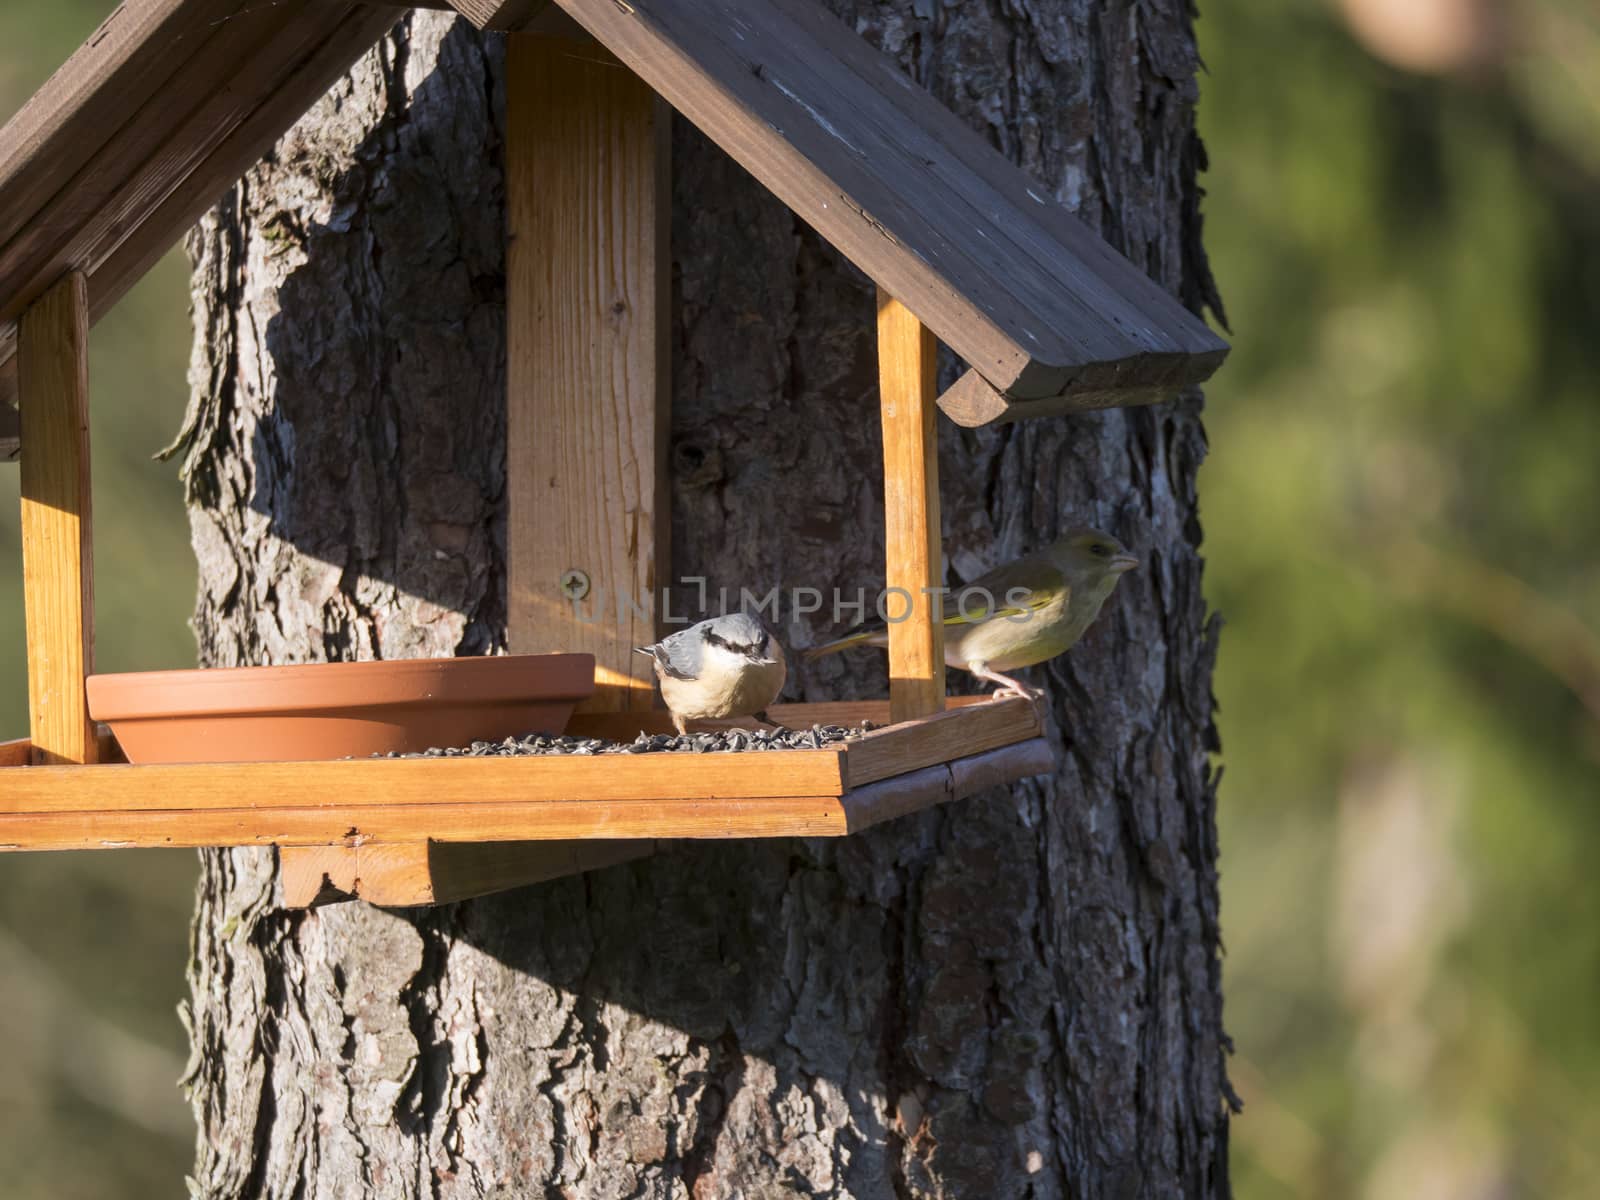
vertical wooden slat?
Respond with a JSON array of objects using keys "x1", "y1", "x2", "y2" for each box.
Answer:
[
  {"x1": 18, "y1": 271, "x2": 95, "y2": 765},
  {"x1": 877, "y1": 290, "x2": 945, "y2": 723},
  {"x1": 506, "y1": 34, "x2": 669, "y2": 712},
  {"x1": 407, "y1": 32, "x2": 673, "y2": 908}
]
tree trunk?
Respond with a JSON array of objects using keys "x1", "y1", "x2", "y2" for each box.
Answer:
[{"x1": 176, "y1": 7, "x2": 1229, "y2": 1198}]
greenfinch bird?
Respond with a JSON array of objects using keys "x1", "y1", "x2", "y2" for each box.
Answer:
[{"x1": 804, "y1": 527, "x2": 1138, "y2": 701}]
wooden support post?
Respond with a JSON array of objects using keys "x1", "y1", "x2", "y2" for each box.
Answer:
[
  {"x1": 506, "y1": 34, "x2": 669, "y2": 713},
  {"x1": 877, "y1": 290, "x2": 945, "y2": 723},
  {"x1": 336, "y1": 34, "x2": 669, "y2": 905},
  {"x1": 18, "y1": 271, "x2": 95, "y2": 765}
]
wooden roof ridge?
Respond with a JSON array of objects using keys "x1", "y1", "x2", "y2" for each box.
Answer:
[{"x1": 0, "y1": 0, "x2": 1227, "y2": 456}]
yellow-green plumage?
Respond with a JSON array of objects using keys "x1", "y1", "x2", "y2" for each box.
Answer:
[{"x1": 804, "y1": 527, "x2": 1138, "y2": 700}]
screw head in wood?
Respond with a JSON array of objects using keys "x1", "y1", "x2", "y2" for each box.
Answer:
[{"x1": 559, "y1": 569, "x2": 590, "y2": 601}]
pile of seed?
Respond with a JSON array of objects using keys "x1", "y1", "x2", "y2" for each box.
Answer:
[{"x1": 381, "y1": 723, "x2": 875, "y2": 759}]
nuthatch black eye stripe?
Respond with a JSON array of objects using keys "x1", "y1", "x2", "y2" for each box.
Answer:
[{"x1": 703, "y1": 629, "x2": 766, "y2": 658}]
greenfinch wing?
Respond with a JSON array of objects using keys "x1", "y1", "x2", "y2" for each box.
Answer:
[
  {"x1": 804, "y1": 548, "x2": 1070, "y2": 660},
  {"x1": 942, "y1": 553, "x2": 1069, "y2": 626}
]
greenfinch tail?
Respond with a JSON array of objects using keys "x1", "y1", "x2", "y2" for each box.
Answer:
[{"x1": 801, "y1": 628, "x2": 880, "y2": 661}]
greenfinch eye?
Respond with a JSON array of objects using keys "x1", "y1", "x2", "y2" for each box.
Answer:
[{"x1": 1090, "y1": 543, "x2": 1110, "y2": 557}]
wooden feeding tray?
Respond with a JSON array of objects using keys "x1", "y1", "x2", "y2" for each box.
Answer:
[
  {"x1": 0, "y1": 699, "x2": 1050, "y2": 905},
  {"x1": 0, "y1": 0, "x2": 1225, "y2": 909}
]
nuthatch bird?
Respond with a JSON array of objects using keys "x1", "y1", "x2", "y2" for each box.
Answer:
[
  {"x1": 805, "y1": 527, "x2": 1138, "y2": 702},
  {"x1": 637, "y1": 613, "x2": 788, "y2": 734}
]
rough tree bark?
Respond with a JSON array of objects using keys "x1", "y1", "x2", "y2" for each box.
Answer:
[{"x1": 175, "y1": 6, "x2": 1229, "y2": 1197}]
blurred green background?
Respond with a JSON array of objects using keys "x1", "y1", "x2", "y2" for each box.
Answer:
[
  {"x1": 1, "y1": 5, "x2": 199, "y2": 1197},
  {"x1": 2, "y1": 1, "x2": 1598, "y2": 1196}
]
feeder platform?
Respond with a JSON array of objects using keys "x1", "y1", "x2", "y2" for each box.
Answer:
[{"x1": 0, "y1": 698, "x2": 1049, "y2": 905}]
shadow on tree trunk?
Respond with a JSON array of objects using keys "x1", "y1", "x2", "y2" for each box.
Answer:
[{"x1": 175, "y1": 9, "x2": 1230, "y2": 1198}]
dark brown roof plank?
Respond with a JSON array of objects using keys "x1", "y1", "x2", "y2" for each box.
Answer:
[
  {"x1": 549, "y1": 0, "x2": 1227, "y2": 413},
  {"x1": 91, "y1": 6, "x2": 404, "y2": 324},
  {"x1": 0, "y1": 4, "x2": 401, "y2": 409},
  {"x1": 0, "y1": 0, "x2": 311, "y2": 328},
  {"x1": 732, "y1": 0, "x2": 1199, "y2": 379},
  {"x1": 755, "y1": 0, "x2": 1228, "y2": 395},
  {"x1": 777, "y1": 0, "x2": 1217, "y2": 365},
  {"x1": 549, "y1": 0, "x2": 1036, "y2": 395},
  {"x1": 86, "y1": 6, "x2": 405, "y2": 329},
  {"x1": 938, "y1": 359, "x2": 1212, "y2": 429},
  {"x1": 0, "y1": 0, "x2": 256, "y2": 255},
  {"x1": 677, "y1": 11, "x2": 1138, "y2": 377}
]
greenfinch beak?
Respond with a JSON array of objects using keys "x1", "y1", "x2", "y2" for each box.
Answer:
[{"x1": 1108, "y1": 553, "x2": 1139, "y2": 574}]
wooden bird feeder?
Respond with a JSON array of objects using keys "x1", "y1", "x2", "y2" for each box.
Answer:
[{"x1": 0, "y1": 0, "x2": 1227, "y2": 906}]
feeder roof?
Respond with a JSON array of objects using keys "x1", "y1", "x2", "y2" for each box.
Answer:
[{"x1": 0, "y1": 0, "x2": 1227, "y2": 457}]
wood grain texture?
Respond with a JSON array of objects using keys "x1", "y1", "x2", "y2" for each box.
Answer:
[
  {"x1": 843, "y1": 696, "x2": 1040, "y2": 787},
  {"x1": 0, "y1": 698, "x2": 1041, "y2": 854},
  {"x1": 0, "y1": 748, "x2": 848, "y2": 814},
  {"x1": 0, "y1": 2, "x2": 400, "y2": 386},
  {"x1": 877, "y1": 291, "x2": 945, "y2": 721},
  {"x1": 505, "y1": 35, "x2": 669, "y2": 711},
  {"x1": 84, "y1": 6, "x2": 402, "y2": 326},
  {"x1": 0, "y1": 796, "x2": 850, "y2": 851},
  {"x1": 445, "y1": 0, "x2": 550, "y2": 30},
  {"x1": 551, "y1": 0, "x2": 1228, "y2": 413},
  {"x1": 0, "y1": 698, "x2": 1029, "y2": 814},
  {"x1": 278, "y1": 844, "x2": 358, "y2": 907},
  {"x1": 0, "y1": 1, "x2": 333, "y2": 327},
  {"x1": 0, "y1": 722, "x2": 1046, "y2": 853},
  {"x1": 279, "y1": 839, "x2": 652, "y2": 906},
  {"x1": 372, "y1": 839, "x2": 654, "y2": 905},
  {"x1": 936, "y1": 365, "x2": 1207, "y2": 427},
  {"x1": 18, "y1": 272, "x2": 96, "y2": 766},
  {"x1": 518, "y1": 7, "x2": 591, "y2": 38},
  {"x1": 0, "y1": 738, "x2": 31, "y2": 768},
  {"x1": 841, "y1": 736, "x2": 1054, "y2": 833},
  {"x1": 0, "y1": 0, "x2": 246, "y2": 254}
]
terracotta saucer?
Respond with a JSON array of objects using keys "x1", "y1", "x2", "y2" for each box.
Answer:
[{"x1": 86, "y1": 654, "x2": 596, "y2": 764}]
